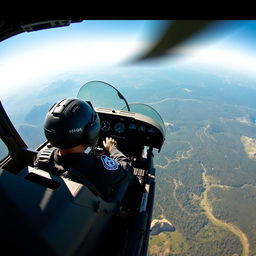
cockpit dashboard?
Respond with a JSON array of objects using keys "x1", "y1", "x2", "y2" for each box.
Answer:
[{"x1": 96, "y1": 107, "x2": 165, "y2": 159}]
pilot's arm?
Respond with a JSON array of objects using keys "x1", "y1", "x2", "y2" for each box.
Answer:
[
  {"x1": 103, "y1": 137, "x2": 132, "y2": 172},
  {"x1": 103, "y1": 137, "x2": 142, "y2": 208}
]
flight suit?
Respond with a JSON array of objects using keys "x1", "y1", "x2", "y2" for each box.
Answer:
[{"x1": 51, "y1": 147, "x2": 133, "y2": 202}]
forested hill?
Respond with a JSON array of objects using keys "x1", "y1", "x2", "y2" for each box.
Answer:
[{"x1": 147, "y1": 76, "x2": 256, "y2": 256}]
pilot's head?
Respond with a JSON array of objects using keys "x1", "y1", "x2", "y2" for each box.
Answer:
[{"x1": 44, "y1": 98, "x2": 100, "y2": 149}]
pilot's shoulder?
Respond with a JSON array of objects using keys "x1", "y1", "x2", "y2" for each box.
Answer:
[{"x1": 99, "y1": 155, "x2": 119, "y2": 171}]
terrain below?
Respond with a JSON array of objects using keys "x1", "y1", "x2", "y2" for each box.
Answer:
[{"x1": 200, "y1": 164, "x2": 250, "y2": 256}]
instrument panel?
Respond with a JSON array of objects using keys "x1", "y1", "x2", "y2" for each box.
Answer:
[
  {"x1": 95, "y1": 108, "x2": 165, "y2": 157},
  {"x1": 100, "y1": 119, "x2": 157, "y2": 137}
]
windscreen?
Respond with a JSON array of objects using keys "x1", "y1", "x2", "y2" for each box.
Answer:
[
  {"x1": 77, "y1": 81, "x2": 165, "y2": 136},
  {"x1": 77, "y1": 81, "x2": 129, "y2": 110},
  {"x1": 123, "y1": 103, "x2": 166, "y2": 136}
]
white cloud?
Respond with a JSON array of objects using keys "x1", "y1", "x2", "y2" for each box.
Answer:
[
  {"x1": 180, "y1": 44, "x2": 256, "y2": 79},
  {"x1": 0, "y1": 38, "x2": 144, "y2": 98}
]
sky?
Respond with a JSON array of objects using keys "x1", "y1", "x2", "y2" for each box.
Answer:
[
  {"x1": 181, "y1": 20, "x2": 256, "y2": 77},
  {"x1": 1, "y1": 20, "x2": 256, "y2": 99},
  {"x1": 0, "y1": 20, "x2": 148, "y2": 98}
]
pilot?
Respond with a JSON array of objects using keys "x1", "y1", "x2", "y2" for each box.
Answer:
[{"x1": 38, "y1": 98, "x2": 134, "y2": 202}]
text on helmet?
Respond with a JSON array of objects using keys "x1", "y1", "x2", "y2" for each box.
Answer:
[{"x1": 69, "y1": 128, "x2": 83, "y2": 134}]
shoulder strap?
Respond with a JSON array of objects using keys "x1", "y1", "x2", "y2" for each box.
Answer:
[
  {"x1": 34, "y1": 146, "x2": 65, "y2": 175},
  {"x1": 34, "y1": 147, "x2": 101, "y2": 196}
]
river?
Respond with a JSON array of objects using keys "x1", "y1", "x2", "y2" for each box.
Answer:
[{"x1": 200, "y1": 164, "x2": 250, "y2": 256}]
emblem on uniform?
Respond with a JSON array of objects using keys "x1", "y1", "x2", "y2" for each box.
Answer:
[{"x1": 100, "y1": 155, "x2": 118, "y2": 171}]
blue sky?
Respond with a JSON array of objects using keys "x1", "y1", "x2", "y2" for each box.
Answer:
[
  {"x1": 1, "y1": 20, "x2": 256, "y2": 99},
  {"x1": 0, "y1": 20, "x2": 153, "y2": 97}
]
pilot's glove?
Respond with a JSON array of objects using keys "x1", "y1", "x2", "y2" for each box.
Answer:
[
  {"x1": 103, "y1": 137, "x2": 132, "y2": 172},
  {"x1": 103, "y1": 137, "x2": 118, "y2": 152}
]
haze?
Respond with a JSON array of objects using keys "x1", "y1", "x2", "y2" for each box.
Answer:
[{"x1": 1, "y1": 20, "x2": 256, "y2": 99}]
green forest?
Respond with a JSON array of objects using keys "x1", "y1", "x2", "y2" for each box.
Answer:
[{"x1": 148, "y1": 79, "x2": 256, "y2": 256}]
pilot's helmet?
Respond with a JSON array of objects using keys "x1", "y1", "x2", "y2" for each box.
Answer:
[{"x1": 44, "y1": 98, "x2": 100, "y2": 149}]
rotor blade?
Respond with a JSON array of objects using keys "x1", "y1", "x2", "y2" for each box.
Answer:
[{"x1": 136, "y1": 20, "x2": 215, "y2": 61}]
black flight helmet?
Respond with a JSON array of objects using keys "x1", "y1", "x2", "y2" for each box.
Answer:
[{"x1": 44, "y1": 98, "x2": 100, "y2": 149}]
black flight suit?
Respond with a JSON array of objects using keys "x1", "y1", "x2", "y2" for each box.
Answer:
[{"x1": 52, "y1": 147, "x2": 133, "y2": 202}]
